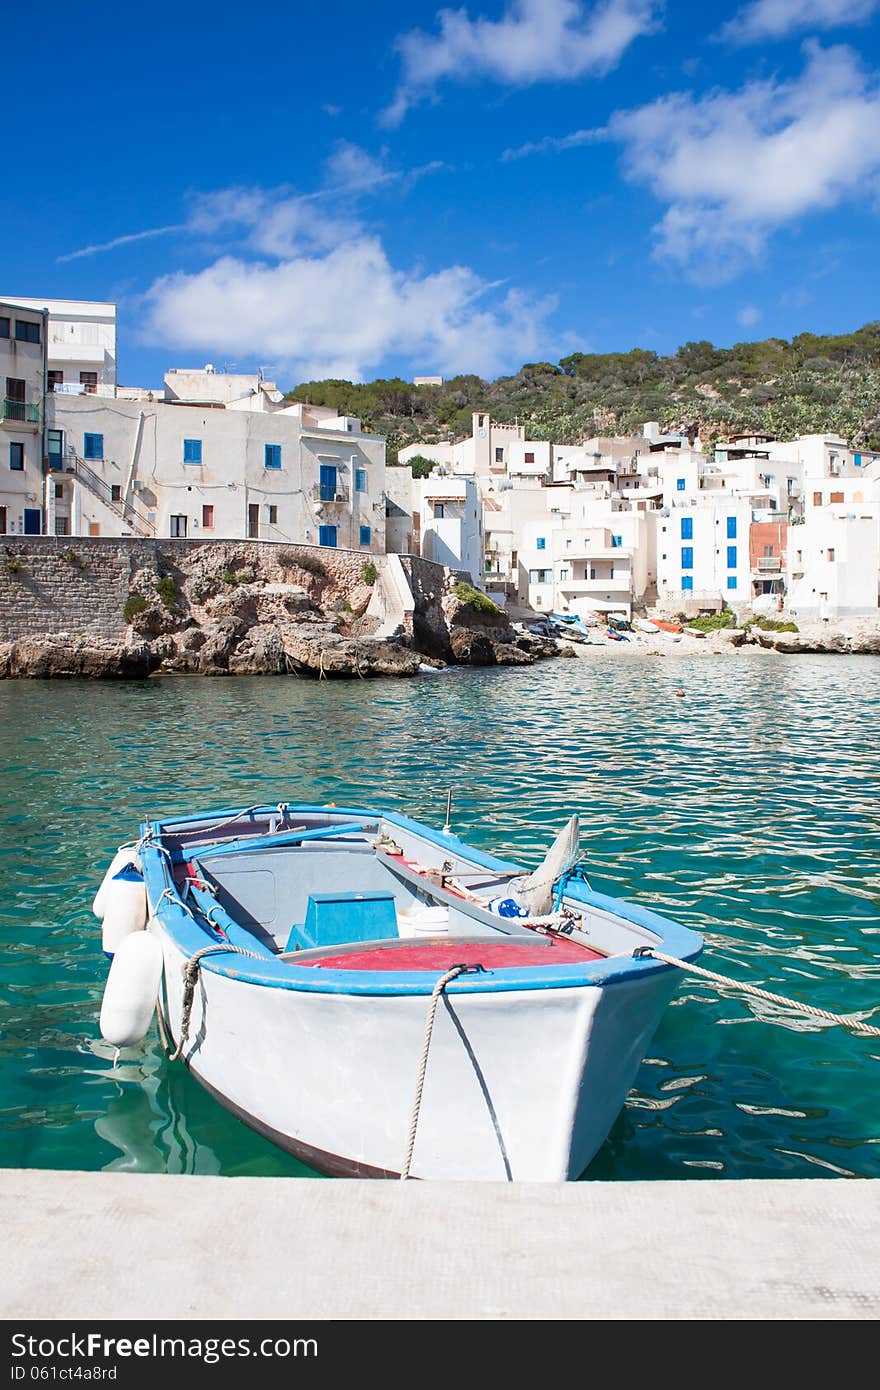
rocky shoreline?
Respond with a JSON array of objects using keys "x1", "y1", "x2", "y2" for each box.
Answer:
[
  {"x1": 564, "y1": 617, "x2": 880, "y2": 658},
  {"x1": 0, "y1": 543, "x2": 560, "y2": 680}
]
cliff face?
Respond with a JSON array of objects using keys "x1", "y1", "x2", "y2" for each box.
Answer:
[{"x1": 0, "y1": 539, "x2": 559, "y2": 678}]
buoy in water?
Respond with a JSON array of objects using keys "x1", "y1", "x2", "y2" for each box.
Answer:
[
  {"x1": 93, "y1": 848, "x2": 138, "y2": 919},
  {"x1": 101, "y1": 862, "x2": 148, "y2": 955},
  {"x1": 99, "y1": 930, "x2": 164, "y2": 1048},
  {"x1": 675, "y1": 689, "x2": 686, "y2": 698}
]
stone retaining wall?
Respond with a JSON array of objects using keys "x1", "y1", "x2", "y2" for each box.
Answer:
[{"x1": 0, "y1": 537, "x2": 439, "y2": 643}]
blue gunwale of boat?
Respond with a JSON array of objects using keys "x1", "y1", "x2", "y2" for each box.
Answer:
[{"x1": 141, "y1": 803, "x2": 703, "y2": 997}]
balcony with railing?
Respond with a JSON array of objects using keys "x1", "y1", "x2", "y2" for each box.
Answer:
[
  {"x1": 753, "y1": 556, "x2": 782, "y2": 572},
  {"x1": 50, "y1": 382, "x2": 116, "y2": 398},
  {"x1": 311, "y1": 483, "x2": 349, "y2": 505},
  {"x1": 2, "y1": 399, "x2": 39, "y2": 425}
]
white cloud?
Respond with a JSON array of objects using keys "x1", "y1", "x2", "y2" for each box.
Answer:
[
  {"x1": 143, "y1": 239, "x2": 558, "y2": 382},
  {"x1": 737, "y1": 304, "x2": 762, "y2": 326},
  {"x1": 502, "y1": 127, "x2": 603, "y2": 160},
  {"x1": 605, "y1": 42, "x2": 880, "y2": 281},
  {"x1": 383, "y1": 0, "x2": 659, "y2": 125},
  {"x1": 721, "y1": 0, "x2": 878, "y2": 44}
]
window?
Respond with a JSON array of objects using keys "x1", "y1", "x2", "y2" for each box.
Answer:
[
  {"x1": 15, "y1": 320, "x2": 40, "y2": 344},
  {"x1": 6, "y1": 377, "x2": 25, "y2": 402},
  {"x1": 433, "y1": 502, "x2": 444, "y2": 519},
  {"x1": 727, "y1": 545, "x2": 737, "y2": 569},
  {"x1": 54, "y1": 483, "x2": 63, "y2": 499},
  {"x1": 681, "y1": 546, "x2": 693, "y2": 569},
  {"x1": 83, "y1": 433, "x2": 103, "y2": 461},
  {"x1": 48, "y1": 371, "x2": 63, "y2": 393},
  {"x1": 727, "y1": 576, "x2": 737, "y2": 590},
  {"x1": 9, "y1": 443, "x2": 24, "y2": 471},
  {"x1": 676, "y1": 478, "x2": 686, "y2": 492},
  {"x1": 355, "y1": 468, "x2": 367, "y2": 492},
  {"x1": 318, "y1": 524, "x2": 337, "y2": 548},
  {"x1": 763, "y1": 544, "x2": 774, "y2": 557},
  {"x1": 183, "y1": 438, "x2": 202, "y2": 465},
  {"x1": 680, "y1": 517, "x2": 693, "y2": 540},
  {"x1": 682, "y1": 576, "x2": 693, "y2": 591},
  {"x1": 529, "y1": 569, "x2": 551, "y2": 583},
  {"x1": 202, "y1": 505, "x2": 214, "y2": 529},
  {"x1": 813, "y1": 491, "x2": 822, "y2": 506},
  {"x1": 54, "y1": 517, "x2": 69, "y2": 536},
  {"x1": 79, "y1": 371, "x2": 97, "y2": 393},
  {"x1": 110, "y1": 485, "x2": 121, "y2": 502},
  {"x1": 169, "y1": 515, "x2": 187, "y2": 539},
  {"x1": 319, "y1": 463, "x2": 337, "y2": 501},
  {"x1": 265, "y1": 504, "x2": 277, "y2": 524},
  {"x1": 827, "y1": 548, "x2": 835, "y2": 562},
  {"x1": 359, "y1": 525, "x2": 371, "y2": 546},
  {"x1": 478, "y1": 415, "x2": 486, "y2": 428},
  {"x1": 612, "y1": 534, "x2": 622, "y2": 548},
  {"x1": 524, "y1": 452, "x2": 535, "y2": 464},
  {"x1": 829, "y1": 491, "x2": 844, "y2": 504},
  {"x1": 0, "y1": 317, "x2": 8, "y2": 338},
  {"x1": 854, "y1": 453, "x2": 862, "y2": 466},
  {"x1": 727, "y1": 516, "x2": 737, "y2": 539},
  {"x1": 559, "y1": 567, "x2": 570, "y2": 580},
  {"x1": 536, "y1": 537, "x2": 546, "y2": 550},
  {"x1": 264, "y1": 444, "x2": 281, "y2": 469}
]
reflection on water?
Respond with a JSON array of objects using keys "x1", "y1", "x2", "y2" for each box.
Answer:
[{"x1": 1, "y1": 653, "x2": 878, "y2": 1180}]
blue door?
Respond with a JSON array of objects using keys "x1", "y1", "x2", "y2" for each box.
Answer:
[
  {"x1": 319, "y1": 464, "x2": 337, "y2": 501},
  {"x1": 318, "y1": 525, "x2": 337, "y2": 548},
  {"x1": 23, "y1": 508, "x2": 41, "y2": 535},
  {"x1": 48, "y1": 429, "x2": 64, "y2": 470}
]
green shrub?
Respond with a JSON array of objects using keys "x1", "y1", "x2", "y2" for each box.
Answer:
[
  {"x1": 156, "y1": 575, "x2": 183, "y2": 613},
  {"x1": 222, "y1": 570, "x2": 240, "y2": 586},
  {"x1": 123, "y1": 594, "x2": 147, "y2": 622},
  {"x1": 360, "y1": 560, "x2": 377, "y2": 585},
  {"x1": 746, "y1": 615, "x2": 799, "y2": 633},
  {"x1": 295, "y1": 551, "x2": 326, "y2": 576},
  {"x1": 453, "y1": 580, "x2": 499, "y2": 614},
  {"x1": 685, "y1": 610, "x2": 737, "y2": 632},
  {"x1": 5, "y1": 559, "x2": 22, "y2": 574},
  {"x1": 64, "y1": 549, "x2": 85, "y2": 568}
]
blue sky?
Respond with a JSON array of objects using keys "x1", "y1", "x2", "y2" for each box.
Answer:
[{"x1": 8, "y1": 0, "x2": 880, "y2": 388}]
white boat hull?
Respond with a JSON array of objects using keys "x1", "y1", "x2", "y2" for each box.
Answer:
[{"x1": 157, "y1": 930, "x2": 677, "y2": 1181}]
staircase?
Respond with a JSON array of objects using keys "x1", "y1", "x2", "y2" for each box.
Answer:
[{"x1": 58, "y1": 449, "x2": 156, "y2": 537}]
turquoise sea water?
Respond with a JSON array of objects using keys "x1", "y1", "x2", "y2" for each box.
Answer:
[{"x1": 1, "y1": 653, "x2": 878, "y2": 1181}]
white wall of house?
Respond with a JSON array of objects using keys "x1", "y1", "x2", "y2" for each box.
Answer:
[
  {"x1": 787, "y1": 513, "x2": 879, "y2": 618},
  {"x1": 3, "y1": 297, "x2": 116, "y2": 395},
  {"x1": 0, "y1": 301, "x2": 46, "y2": 536},
  {"x1": 656, "y1": 497, "x2": 752, "y2": 605},
  {"x1": 46, "y1": 392, "x2": 386, "y2": 549},
  {"x1": 419, "y1": 475, "x2": 482, "y2": 581}
]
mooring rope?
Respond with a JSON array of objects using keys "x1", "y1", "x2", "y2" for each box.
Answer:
[
  {"x1": 401, "y1": 964, "x2": 470, "y2": 1180},
  {"x1": 635, "y1": 947, "x2": 880, "y2": 1039},
  {"x1": 168, "y1": 943, "x2": 262, "y2": 1062}
]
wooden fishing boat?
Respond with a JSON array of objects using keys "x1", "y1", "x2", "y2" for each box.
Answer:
[{"x1": 94, "y1": 803, "x2": 703, "y2": 1181}]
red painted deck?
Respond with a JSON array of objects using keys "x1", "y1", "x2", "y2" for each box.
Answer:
[{"x1": 307, "y1": 937, "x2": 603, "y2": 972}]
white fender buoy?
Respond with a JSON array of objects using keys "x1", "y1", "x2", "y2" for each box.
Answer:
[
  {"x1": 101, "y1": 862, "x2": 148, "y2": 955},
  {"x1": 99, "y1": 931, "x2": 164, "y2": 1048},
  {"x1": 93, "y1": 848, "x2": 139, "y2": 919}
]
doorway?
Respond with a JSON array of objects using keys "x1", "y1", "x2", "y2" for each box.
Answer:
[{"x1": 248, "y1": 504, "x2": 260, "y2": 539}]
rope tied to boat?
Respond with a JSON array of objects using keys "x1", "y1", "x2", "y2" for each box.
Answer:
[
  {"x1": 401, "y1": 964, "x2": 475, "y2": 1181},
  {"x1": 633, "y1": 947, "x2": 880, "y2": 1039},
  {"x1": 168, "y1": 943, "x2": 263, "y2": 1062}
]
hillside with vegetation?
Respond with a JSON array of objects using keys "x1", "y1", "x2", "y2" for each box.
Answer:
[{"x1": 287, "y1": 323, "x2": 880, "y2": 463}]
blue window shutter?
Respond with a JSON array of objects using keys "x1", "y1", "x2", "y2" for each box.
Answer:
[
  {"x1": 676, "y1": 478, "x2": 685, "y2": 491},
  {"x1": 355, "y1": 468, "x2": 367, "y2": 492},
  {"x1": 265, "y1": 444, "x2": 281, "y2": 469},
  {"x1": 681, "y1": 546, "x2": 693, "y2": 569},
  {"x1": 727, "y1": 575, "x2": 737, "y2": 590},
  {"x1": 612, "y1": 534, "x2": 622, "y2": 548},
  {"x1": 682, "y1": 575, "x2": 693, "y2": 591},
  {"x1": 680, "y1": 517, "x2": 693, "y2": 540},
  {"x1": 359, "y1": 525, "x2": 371, "y2": 546},
  {"x1": 319, "y1": 464, "x2": 337, "y2": 501},
  {"x1": 183, "y1": 438, "x2": 202, "y2": 464},
  {"x1": 536, "y1": 537, "x2": 546, "y2": 550},
  {"x1": 84, "y1": 433, "x2": 103, "y2": 460},
  {"x1": 726, "y1": 516, "x2": 737, "y2": 539},
  {"x1": 318, "y1": 525, "x2": 337, "y2": 548},
  {"x1": 727, "y1": 545, "x2": 737, "y2": 568}
]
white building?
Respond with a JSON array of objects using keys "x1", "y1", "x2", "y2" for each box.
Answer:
[
  {"x1": 46, "y1": 368, "x2": 385, "y2": 548},
  {"x1": 0, "y1": 300, "x2": 47, "y2": 536},
  {"x1": 419, "y1": 474, "x2": 482, "y2": 580},
  {"x1": 399, "y1": 413, "x2": 552, "y2": 481},
  {"x1": 2, "y1": 297, "x2": 116, "y2": 397}
]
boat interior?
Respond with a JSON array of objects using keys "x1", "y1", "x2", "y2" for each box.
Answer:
[{"x1": 150, "y1": 806, "x2": 663, "y2": 973}]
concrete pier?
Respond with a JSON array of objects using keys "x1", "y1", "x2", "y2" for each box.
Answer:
[{"x1": 2, "y1": 1169, "x2": 878, "y2": 1319}]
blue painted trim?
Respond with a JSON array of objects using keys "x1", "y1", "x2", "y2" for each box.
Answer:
[
  {"x1": 139, "y1": 802, "x2": 704, "y2": 999},
  {"x1": 191, "y1": 821, "x2": 369, "y2": 863}
]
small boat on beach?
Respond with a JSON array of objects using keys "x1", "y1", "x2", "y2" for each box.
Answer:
[{"x1": 94, "y1": 803, "x2": 702, "y2": 1181}]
